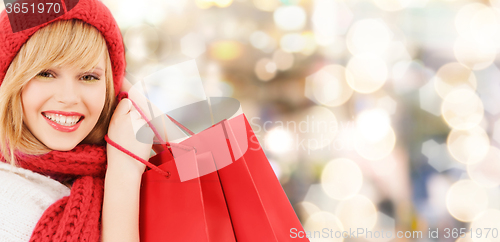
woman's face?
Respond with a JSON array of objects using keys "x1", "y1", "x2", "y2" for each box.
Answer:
[{"x1": 21, "y1": 55, "x2": 107, "y2": 151}]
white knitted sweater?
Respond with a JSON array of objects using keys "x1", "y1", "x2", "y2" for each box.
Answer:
[{"x1": 0, "y1": 162, "x2": 71, "y2": 242}]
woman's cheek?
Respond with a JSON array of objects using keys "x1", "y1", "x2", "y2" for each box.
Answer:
[
  {"x1": 21, "y1": 80, "x2": 52, "y2": 114},
  {"x1": 82, "y1": 82, "x2": 107, "y2": 116}
]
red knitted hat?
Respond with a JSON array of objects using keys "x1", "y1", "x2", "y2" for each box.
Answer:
[{"x1": 0, "y1": 0, "x2": 125, "y2": 94}]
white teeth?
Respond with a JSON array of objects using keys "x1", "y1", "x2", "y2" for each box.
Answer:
[{"x1": 43, "y1": 113, "x2": 82, "y2": 126}]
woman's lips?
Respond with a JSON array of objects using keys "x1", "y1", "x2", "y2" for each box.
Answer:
[{"x1": 42, "y1": 111, "x2": 84, "y2": 132}]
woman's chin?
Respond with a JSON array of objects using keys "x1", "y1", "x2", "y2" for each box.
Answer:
[{"x1": 44, "y1": 141, "x2": 79, "y2": 151}]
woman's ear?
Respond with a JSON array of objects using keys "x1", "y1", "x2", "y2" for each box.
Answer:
[{"x1": 120, "y1": 76, "x2": 133, "y2": 93}]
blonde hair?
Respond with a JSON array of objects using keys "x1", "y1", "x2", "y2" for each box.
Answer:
[{"x1": 0, "y1": 19, "x2": 116, "y2": 166}]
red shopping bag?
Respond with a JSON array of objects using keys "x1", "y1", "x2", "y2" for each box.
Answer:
[
  {"x1": 107, "y1": 92, "x2": 309, "y2": 242},
  {"x1": 169, "y1": 112, "x2": 309, "y2": 242},
  {"x1": 105, "y1": 93, "x2": 235, "y2": 242},
  {"x1": 138, "y1": 148, "x2": 236, "y2": 242}
]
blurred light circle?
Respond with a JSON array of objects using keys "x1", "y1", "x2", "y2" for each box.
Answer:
[
  {"x1": 162, "y1": 14, "x2": 188, "y2": 35},
  {"x1": 346, "y1": 19, "x2": 393, "y2": 55},
  {"x1": 296, "y1": 106, "x2": 338, "y2": 150},
  {"x1": 321, "y1": 158, "x2": 363, "y2": 200},
  {"x1": 447, "y1": 127, "x2": 490, "y2": 164},
  {"x1": 314, "y1": 33, "x2": 336, "y2": 47},
  {"x1": 210, "y1": 41, "x2": 243, "y2": 61},
  {"x1": 304, "y1": 211, "x2": 344, "y2": 242},
  {"x1": 470, "y1": 7, "x2": 500, "y2": 47},
  {"x1": 309, "y1": 65, "x2": 353, "y2": 107},
  {"x1": 280, "y1": 33, "x2": 306, "y2": 53},
  {"x1": 385, "y1": 41, "x2": 412, "y2": 65},
  {"x1": 491, "y1": 0, "x2": 500, "y2": 9},
  {"x1": 296, "y1": 201, "x2": 321, "y2": 221},
  {"x1": 312, "y1": 0, "x2": 353, "y2": 46},
  {"x1": 273, "y1": 6, "x2": 307, "y2": 31},
  {"x1": 265, "y1": 62, "x2": 277, "y2": 73},
  {"x1": 356, "y1": 109, "x2": 391, "y2": 143},
  {"x1": 454, "y1": 36, "x2": 496, "y2": 70},
  {"x1": 124, "y1": 24, "x2": 160, "y2": 61},
  {"x1": 254, "y1": 58, "x2": 277, "y2": 81},
  {"x1": 321, "y1": 37, "x2": 348, "y2": 59},
  {"x1": 335, "y1": 195, "x2": 377, "y2": 232},
  {"x1": 253, "y1": 0, "x2": 280, "y2": 12},
  {"x1": 250, "y1": 31, "x2": 273, "y2": 50},
  {"x1": 467, "y1": 146, "x2": 500, "y2": 188},
  {"x1": 355, "y1": 125, "x2": 396, "y2": 161},
  {"x1": 455, "y1": 3, "x2": 500, "y2": 48},
  {"x1": 470, "y1": 209, "x2": 500, "y2": 242},
  {"x1": 272, "y1": 49, "x2": 294, "y2": 71},
  {"x1": 300, "y1": 32, "x2": 318, "y2": 56},
  {"x1": 441, "y1": 89, "x2": 484, "y2": 130},
  {"x1": 346, "y1": 54, "x2": 388, "y2": 94},
  {"x1": 196, "y1": 0, "x2": 214, "y2": 9},
  {"x1": 181, "y1": 32, "x2": 206, "y2": 59},
  {"x1": 372, "y1": 0, "x2": 411, "y2": 11},
  {"x1": 107, "y1": 0, "x2": 168, "y2": 28},
  {"x1": 455, "y1": 3, "x2": 489, "y2": 37},
  {"x1": 446, "y1": 180, "x2": 488, "y2": 222},
  {"x1": 433, "y1": 62, "x2": 477, "y2": 99},
  {"x1": 214, "y1": 0, "x2": 233, "y2": 8},
  {"x1": 312, "y1": 2, "x2": 337, "y2": 46},
  {"x1": 279, "y1": 0, "x2": 301, "y2": 5},
  {"x1": 265, "y1": 127, "x2": 294, "y2": 155}
]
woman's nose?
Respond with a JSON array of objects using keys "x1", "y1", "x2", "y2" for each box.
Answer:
[{"x1": 55, "y1": 78, "x2": 81, "y2": 105}]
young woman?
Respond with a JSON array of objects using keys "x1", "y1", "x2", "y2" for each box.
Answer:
[{"x1": 0, "y1": 0, "x2": 157, "y2": 241}]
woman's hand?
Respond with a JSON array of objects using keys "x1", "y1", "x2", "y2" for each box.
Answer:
[
  {"x1": 120, "y1": 77, "x2": 169, "y2": 154},
  {"x1": 102, "y1": 79, "x2": 157, "y2": 242},
  {"x1": 106, "y1": 98, "x2": 154, "y2": 176}
]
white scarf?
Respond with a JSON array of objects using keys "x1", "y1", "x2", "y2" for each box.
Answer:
[{"x1": 0, "y1": 162, "x2": 70, "y2": 242}]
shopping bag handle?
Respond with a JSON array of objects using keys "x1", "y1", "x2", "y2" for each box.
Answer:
[
  {"x1": 116, "y1": 92, "x2": 196, "y2": 151},
  {"x1": 104, "y1": 91, "x2": 197, "y2": 178},
  {"x1": 104, "y1": 134, "x2": 171, "y2": 178},
  {"x1": 125, "y1": 92, "x2": 195, "y2": 139}
]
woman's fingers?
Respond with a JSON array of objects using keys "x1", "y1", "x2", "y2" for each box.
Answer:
[
  {"x1": 115, "y1": 98, "x2": 132, "y2": 116},
  {"x1": 129, "y1": 110, "x2": 141, "y2": 120},
  {"x1": 128, "y1": 109, "x2": 155, "y2": 144}
]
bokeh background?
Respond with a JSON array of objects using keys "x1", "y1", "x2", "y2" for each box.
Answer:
[
  {"x1": 105, "y1": 0, "x2": 500, "y2": 241},
  {"x1": 4, "y1": 0, "x2": 500, "y2": 240}
]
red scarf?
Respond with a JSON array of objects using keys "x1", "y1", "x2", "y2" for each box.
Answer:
[{"x1": 14, "y1": 144, "x2": 107, "y2": 242}]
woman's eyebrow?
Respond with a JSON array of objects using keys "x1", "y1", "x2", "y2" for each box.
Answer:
[{"x1": 83, "y1": 67, "x2": 104, "y2": 74}]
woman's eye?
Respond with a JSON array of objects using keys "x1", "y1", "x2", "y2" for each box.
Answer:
[
  {"x1": 36, "y1": 71, "x2": 54, "y2": 78},
  {"x1": 81, "y1": 75, "x2": 100, "y2": 82}
]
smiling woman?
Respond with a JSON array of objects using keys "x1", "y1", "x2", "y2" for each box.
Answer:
[
  {"x1": 0, "y1": 0, "x2": 155, "y2": 240},
  {"x1": 21, "y1": 52, "x2": 108, "y2": 151},
  {"x1": 0, "y1": 19, "x2": 115, "y2": 162}
]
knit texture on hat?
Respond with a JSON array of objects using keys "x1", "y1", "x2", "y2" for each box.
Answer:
[
  {"x1": 13, "y1": 144, "x2": 107, "y2": 242},
  {"x1": 0, "y1": 0, "x2": 125, "y2": 94}
]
